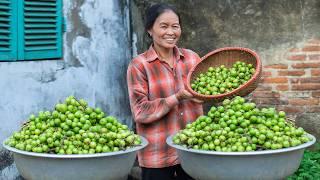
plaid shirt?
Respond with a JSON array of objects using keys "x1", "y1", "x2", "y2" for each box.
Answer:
[{"x1": 127, "y1": 45, "x2": 203, "y2": 168}]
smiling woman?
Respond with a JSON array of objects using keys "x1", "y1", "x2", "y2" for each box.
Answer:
[
  {"x1": 147, "y1": 10, "x2": 181, "y2": 68},
  {"x1": 126, "y1": 3, "x2": 204, "y2": 180}
]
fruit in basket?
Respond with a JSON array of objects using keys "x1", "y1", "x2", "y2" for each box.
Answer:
[
  {"x1": 4, "y1": 96, "x2": 142, "y2": 154},
  {"x1": 191, "y1": 61, "x2": 255, "y2": 95},
  {"x1": 173, "y1": 96, "x2": 312, "y2": 152}
]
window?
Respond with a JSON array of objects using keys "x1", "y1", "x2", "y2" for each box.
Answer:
[{"x1": 0, "y1": 0, "x2": 63, "y2": 61}]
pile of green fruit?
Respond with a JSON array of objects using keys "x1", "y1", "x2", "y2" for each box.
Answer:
[
  {"x1": 5, "y1": 96, "x2": 141, "y2": 154},
  {"x1": 173, "y1": 96, "x2": 312, "y2": 152},
  {"x1": 191, "y1": 61, "x2": 255, "y2": 95}
]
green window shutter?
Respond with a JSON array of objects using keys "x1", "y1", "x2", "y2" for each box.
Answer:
[
  {"x1": 0, "y1": 0, "x2": 17, "y2": 61},
  {"x1": 18, "y1": 0, "x2": 63, "y2": 60}
]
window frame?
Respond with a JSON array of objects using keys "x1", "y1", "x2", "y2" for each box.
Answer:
[{"x1": 0, "y1": 0, "x2": 63, "y2": 62}]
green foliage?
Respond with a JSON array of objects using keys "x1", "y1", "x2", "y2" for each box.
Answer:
[{"x1": 287, "y1": 143, "x2": 320, "y2": 180}]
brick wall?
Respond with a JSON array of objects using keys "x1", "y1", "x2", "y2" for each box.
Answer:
[{"x1": 250, "y1": 39, "x2": 320, "y2": 117}]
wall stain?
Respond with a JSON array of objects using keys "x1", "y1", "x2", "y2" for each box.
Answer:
[
  {"x1": 23, "y1": 66, "x2": 66, "y2": 84},
  {"x1": 65, "y1": 0, "x2": 90, "y2": 68}
]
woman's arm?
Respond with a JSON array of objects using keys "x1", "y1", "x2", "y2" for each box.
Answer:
[{"x1": 127, "y1": 63, "x2": 179, "y2": 124}]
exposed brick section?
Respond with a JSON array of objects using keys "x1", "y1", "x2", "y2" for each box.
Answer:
[
  {"x1": 262, "y1": 71, "x2": 272, "y2": 77},
  {"x1": 288, "y1": 98, "x2": 319, "y2": 106},
  {"x1": 264, "y1": 64, "x2": 288, "y2": 69},
  {"x1": 257, "y1": 39, "x2": 320, "y2": 117},
  {"x1": 252, "y1": 91, "x2": 280, "y2": 98},
  {"x1": 308, "y1": 54, "x2": 320, "y2": 61},
  {"x1": 278, "y1": 70, "x2": 305, "y2": 76},
  {"x1": 311, "y1": 69, "x2": 320, "y2": 76},
  {"x1": 262, "y1": 77, "x2": 288, "y2": 84},
  {"x1": 292, "y1": 63, "x2": 320, "y2": 69},
  {"x1": 302, "y1": 46, "x2": 320, "y2": 52},
  {"x1": 292, "y1": 84, "x2": 320, "y2": 90},
  {"x1": 276, "y1": 85, "x2": 289, "y2": 91},
  {"x1": 312, "y1": 91, "x2": 320, "y2": 97},
  {"x1": 287, "y1": 55, "x2": 306, "y2": 61}
]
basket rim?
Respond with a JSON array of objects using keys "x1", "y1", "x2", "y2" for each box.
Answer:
[{"x1": 186, "y1": 47, "x2": 262, "y2": 99}]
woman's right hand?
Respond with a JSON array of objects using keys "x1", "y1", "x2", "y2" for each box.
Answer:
[
  {"x1": 175, "y1": 89, "x2": 204, "y2": 104},
  {"x1": 175, "y1": 89, "x2": 193, "y2": 101}
]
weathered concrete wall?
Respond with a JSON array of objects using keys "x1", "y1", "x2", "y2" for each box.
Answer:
[
  {"x1": 131, "y1": 0, "x2": 320, "y2": 64},
  {"x1": 0, "y1": 0, "x2": 132, "y2": 179}
]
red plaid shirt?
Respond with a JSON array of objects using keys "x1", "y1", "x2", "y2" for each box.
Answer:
[{"x1": 127, "y1": 45, "x2": 203, "y2": 168}]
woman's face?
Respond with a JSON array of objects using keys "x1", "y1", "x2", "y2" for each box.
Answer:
[{"x1": 148, "y1": 10, "x2": 181, "y2": 49}]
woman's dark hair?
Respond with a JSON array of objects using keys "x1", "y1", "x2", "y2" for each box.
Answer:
[{"x1": 145, "y1": 3, "x2": 181, "y2": 31}]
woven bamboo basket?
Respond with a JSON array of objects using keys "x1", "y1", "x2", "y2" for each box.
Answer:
[{"x1": 186, "y1": 47, "x2": 262, "y2": 102}]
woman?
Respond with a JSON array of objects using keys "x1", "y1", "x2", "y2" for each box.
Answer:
[{"x1": 127, "y1": 3, "x2": 203, "y2": 180}]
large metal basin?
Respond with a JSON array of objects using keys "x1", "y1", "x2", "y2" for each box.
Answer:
[
  {"x1": 167, "y1": 134, "x2": 316, "y2": 180},
  {"x1": 3, "y1": 136, "x2": 148, "y2": 180}
]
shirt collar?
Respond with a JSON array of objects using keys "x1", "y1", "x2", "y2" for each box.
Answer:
[{"x1": 145, "y1": 44, "x2": 184, "y2": 62}]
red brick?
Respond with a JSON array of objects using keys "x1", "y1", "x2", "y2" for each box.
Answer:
[
  {"x1": 262, "y1": 71, "x2": 272, "y2": 77},
  {"x1": 289, "y1": 48, "x2": 300, "y2": 52},
  {"x1": 252, "y1": 91, "x2": 280, "y2": 98},
  {"x1": 308, "y1": 54, "x2": 320, "y2": 61},
  {"x1": 288, "y1": 98, "x2": 319, "y2": 106},
  {"x1": 264, "y1": 64, "x2": 288, "y2": 69},
  {"x1": 312, "y1": 91, "x2": 320, "y2": 97},
  {"x1": 302, "y1": 46, "x2": 320, "y2": 52},
  {"x1": 292, "y1": 63, "x2": 320, "y2": 69},
  {"x1": 262, "y1": 77, "x2": 288, "y2": 84},
  {"x1": 311, "y1": 69, "x2": 320, "y2": 76},
  {"x1": 305, "y1": 106, "x2": 320, "y2": 113},
  {"x1": 285, "y1": 92, "x2": 311, "y2": 98},
  {"x1": 287, "y1": 55, "x2": 306, "y2": 61},
  {"x1": 300, "y1": 77, "x2": 320, "y2": 83},
  {"x1": 278, "y1": 70, "x2": 305, "y2": 76},
  {"x1": 290, "y1": 77, "x2": 320, "y2": 84},
  {"x1": 251, "y1": 98, "x2": 288, "y2": 105},
  {"x1": 255, "y1": 85, "x2": 272, "y2": 91},
  {"x1": 292, "y1": 83, "x2": 320, "y2": 90},
  {"x1": 276, "y1": 85, "x2": 289, "y2": 91},
  {"x1": 277, "y1": 106, "x2": 304, "y2": 114}
]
